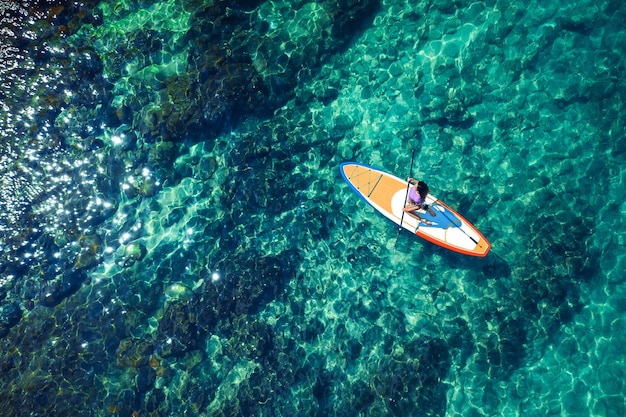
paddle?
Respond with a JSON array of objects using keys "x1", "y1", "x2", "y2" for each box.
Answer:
[
  {"x1": 417, "y1": 130, "x2": 479, "y2": 246},
  {"x1": 394, "y1": 148, "x2": 416, "y2": 252}
]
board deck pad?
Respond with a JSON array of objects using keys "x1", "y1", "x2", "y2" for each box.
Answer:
[{"x1": 340, "y1": 162, "x2": 491, "y2": 257}]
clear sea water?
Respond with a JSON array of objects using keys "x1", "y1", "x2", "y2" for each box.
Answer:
[{"x1": 1, "y1": 0, "x2": 625, "y2": 416}]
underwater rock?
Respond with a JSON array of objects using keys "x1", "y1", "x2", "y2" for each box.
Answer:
[
  {"x1": 136, "y1": 366, "x2": 157, "y2": 394},
  {"x1": 149, "y1": 140, "x2": 177, "y2": 165},
  {"x1": 348, "y1": 379, "x2": 377, "y2": 414},
  {"x1": 144, "y1": 388, "x2": 165, "y2": 413},
  {"x1": 559, "y1": 5, "x2": 599, "y2": 34},
  {"x1": 0, "y1": 303, "x2": 22, "y2": 338},
  {"x1": 368, "y1": 336, "x2": 451, "y2": 417},
  {"x1": 312, "y1": 368, "x2": 335, "y2": 407},
  {"x1": 123, "y1": 242, "x2": 147, "y2": 266},
  {"x1": 116, "y1": 338, "x2": 154, "y2": 368},
  {"x1": 209, "y1": 249, "x2": 300, "y2": 319},
  {"x1": 198, "y1": 155, "x2": 217, "y2": 180},
  {"x1": 223, "y1": 317, "x2": 274, "y2": 360},
  {"x1": 156, "y1": 301, "x2": 199, "y2": 358},
  {"x1": 38, "y1": 269, "x2": 86, "y2": 307},
  {"x1": 74, "y1": 233, "x2": 102, "y2": 270},
  {"x1": 124, "y1": 241, "x2": 146, "y2": 260},
  {"x1": 443, "y1": 95, "x2": 472, "y2": 127},
  {"x1": 164, "y1": 282, "x2": 192, "y2": 301},
  {"x1": 345, "y1": 338, "x2": 363, "y2": 360},
  {"x1": 136, "y1": 176, "x2": 160, "y2": 197},
  {"x1": 322, "y1": 0, "x2": 381, "y2": 39},
  {"x1": 301, "y1": 318, "x2": 325, "y2": 342}
]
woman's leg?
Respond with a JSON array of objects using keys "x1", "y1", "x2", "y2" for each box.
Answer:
[{"x1": 403, "y1": 205, "x2": 431, "y2": 224}]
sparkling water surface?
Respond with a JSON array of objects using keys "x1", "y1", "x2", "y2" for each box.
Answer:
[{"x1": 1, "y1": 0, "x2": 625, "y2": 416}]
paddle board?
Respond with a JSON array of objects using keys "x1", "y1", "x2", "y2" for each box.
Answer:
[{"x1": 340, "y1": 162, "x2": 490, "y2": 257}]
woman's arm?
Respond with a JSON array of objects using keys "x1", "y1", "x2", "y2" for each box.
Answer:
[{"x1": 403, "y1": 204, "x2": 422, "y2": 213}]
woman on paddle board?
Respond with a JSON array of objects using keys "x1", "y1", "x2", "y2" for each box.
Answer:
[{"x1": 403, "y1": 178, "x2": 436, "y2": 224}]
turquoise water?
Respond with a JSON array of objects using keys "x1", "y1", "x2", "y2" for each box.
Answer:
[{"x1": 1, "y1": 0, "x2": 625, "y2": 416}]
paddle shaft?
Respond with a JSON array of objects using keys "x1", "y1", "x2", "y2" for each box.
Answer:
[{"x1": 394, "y1": 149, "x2": 416, "y2": 251}]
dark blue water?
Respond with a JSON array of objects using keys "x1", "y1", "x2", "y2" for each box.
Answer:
[{"x1": 1, "y1": 0, "x2": 625, "y2": 416}]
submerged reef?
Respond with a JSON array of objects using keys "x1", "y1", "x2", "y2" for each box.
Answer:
[
  {"x1": 79, "y1": 0, "x2": 381, "y2": 142},
  {"x1": 0, "y1": 0, "x2": 381, "y2": 323},
  {"x1": 0, "y1": 0, "x2": 109, "y2": 331},
  {"x1": 1, "y1": 0, "x2": 625, "y2": 416}
]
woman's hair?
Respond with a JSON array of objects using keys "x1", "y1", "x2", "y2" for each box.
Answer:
[{"x1": 417, "y1": 181, "x2": 429, "y2": 200}]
